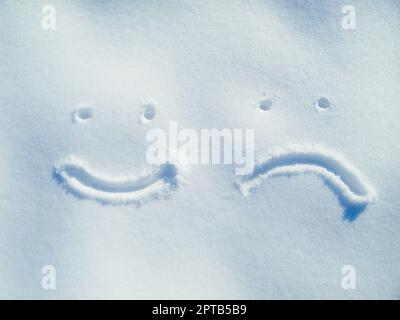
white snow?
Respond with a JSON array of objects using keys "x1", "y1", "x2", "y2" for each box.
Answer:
[{"x1": 0, "y1": 0, "x2": 399, "y2": 299}]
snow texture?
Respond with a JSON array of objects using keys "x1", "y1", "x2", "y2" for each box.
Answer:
[{"x1": 0, "y1": 0, "x2": 399, "y2": 299}]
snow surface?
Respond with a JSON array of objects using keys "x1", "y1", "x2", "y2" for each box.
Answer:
[{"x1": 0, "y1": 0, "x2": 399, "y2": 299}]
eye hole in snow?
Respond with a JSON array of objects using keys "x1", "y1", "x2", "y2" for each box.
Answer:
[
  {"x1": 257, "y1": 92, "x2": 278, "y2": 112},
  {"x1": 140, "y1": 102, "x2": 157, "y2": 124},
  {"x1": 258, "y1": 99, "x2": 273, "y2": 111},
  {"x1": 71, "y1": 107, "x2": 93, "y2": 123},
  {"x1": 316, "y1": 96, "x2": 331, "y2": 109}
]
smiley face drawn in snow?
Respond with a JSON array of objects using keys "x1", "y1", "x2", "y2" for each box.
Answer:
[{"x1": 53, "y1": 103, "x2": 183, "y2": 207}]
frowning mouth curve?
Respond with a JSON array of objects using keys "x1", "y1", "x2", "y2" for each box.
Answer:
[{"x1": 237, "y1": 145, "x2": 377, "y2": 220}]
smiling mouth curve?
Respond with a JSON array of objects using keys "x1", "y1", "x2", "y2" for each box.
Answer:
[{"x1": 53, "y1": 156, "x2": 180, "y2": 206}]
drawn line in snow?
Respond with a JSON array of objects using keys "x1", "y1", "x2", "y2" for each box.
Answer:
[
  {"x1": 71, "y1": 107, "x2": 93, "y2": 123},
  {"x1": 237, "y1": 146, "x2": 377, "y2": 220},
  {"x1": 53, "y1": 156, "x2": 181, "y2": 206}
]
